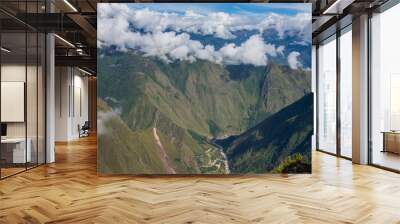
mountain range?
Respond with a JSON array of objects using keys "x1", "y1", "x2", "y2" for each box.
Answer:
[{"x1": 97, "y1": 49, "x2": 312, "y2": 174}]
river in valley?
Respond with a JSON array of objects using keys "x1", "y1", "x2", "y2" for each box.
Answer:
[{"x1": 210, "y1": 139, "x2": 230, "y2": 174}]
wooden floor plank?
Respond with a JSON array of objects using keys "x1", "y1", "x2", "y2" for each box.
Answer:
[{"x1": 0, "y1": 135, "x2": 399, "y2": 223}]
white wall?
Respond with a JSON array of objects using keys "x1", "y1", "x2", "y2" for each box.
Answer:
[
  {"x1": 72, "y1": 73, "x2": 89, "y2": 138},
  {"x1": 1, "y1": 63, "x2": 46, "y2": 164},
  {"x1": 1, "y1": 65, "x2": 38, "y2": 138},
  {"x1": 1, "y1": 65, "x2": 26, "y2": 139},
  {"x1": 55, "y1": 67, "x2": 69, "y2": 141},
  {"x1": 55, "y1": 67, "x2": 89, "y2": 141}
]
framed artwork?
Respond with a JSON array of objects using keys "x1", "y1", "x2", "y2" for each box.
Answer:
[{"x1": 97, "y1": 3, "x2": 312, "y2": 174}]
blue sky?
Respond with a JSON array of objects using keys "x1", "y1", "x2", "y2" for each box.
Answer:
[{"x1": 128, "y1": 3, "x2": 311, "y2": 16}]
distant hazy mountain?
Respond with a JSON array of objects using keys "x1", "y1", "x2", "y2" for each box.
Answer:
[
  {"x1": 98, "y1": 49, "x2": 311, "y2": 174},
  {"x1": 189, "y1": 29, "x2": 311, "y2": 69}
]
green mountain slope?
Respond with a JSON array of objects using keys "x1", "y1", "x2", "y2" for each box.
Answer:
[
  {"x1": 217, "y1": 93, "x2": 313, "y2": 173},
  {"x1": 97, "y1": 99, "x2": 165, "y2": 173},
  {"x1": 98, "y1": 98, "x2": 228, "y2": 174},
  {"x1": 98, "y1": 50, "x2": 311, "y2": 174},
  {"x1": 99, "y1": 52, "x2": 310, "y2": 135}
]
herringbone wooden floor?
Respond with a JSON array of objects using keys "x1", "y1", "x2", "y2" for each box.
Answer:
[{"x1": 1, "y1": 135, "x2": 400, "y2": 224}]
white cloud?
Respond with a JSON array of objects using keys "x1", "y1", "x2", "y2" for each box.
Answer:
[
  {"x1": 99, "y1": 25, "x2": 276, "y2": 66},
  {"x1": 98, "y1": 3, "x2": 311, "y2": 40},
  {"x1": 97, "y1": 4, "x2": 311, "y2": 66},
  {"x1": 287, "y1": 51, "x2": 302, "y2": 70},
  {"x1": 255, "y1": 13, "x2": 311, "y2": 40},
  {"x1": 291, "y1": 40, "x2": 310, "y2": 46},
  {"x1": 98, "y1": 110, "x2": 118, "y2": 135},
  {"x1": 99, "y1": 4, "x2": 245, "y2": 40},
  {"x1": 276, "y1": 46, "x2": 285, "y2": 56},
  {"x1": 218, "y1": 35, "x2": 275, "y2": 66}
]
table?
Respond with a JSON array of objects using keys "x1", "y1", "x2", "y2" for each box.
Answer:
[
  {"x1": 1, "y1": 138, "x2": 31, "y2": 163},
  {"x1": 382, "y1": 131, "x2": 400, "y2": 154}
]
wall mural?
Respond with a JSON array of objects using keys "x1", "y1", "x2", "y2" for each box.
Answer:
[{"x1": 97, "y1": 3, "x2": 313, "y2": 174}]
